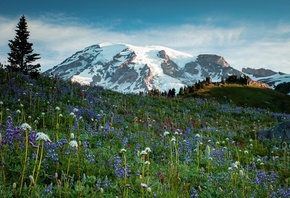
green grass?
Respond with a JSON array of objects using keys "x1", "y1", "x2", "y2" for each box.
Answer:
[{"x1": 188, "y1": 84, "x2": 290, "y2": 114}]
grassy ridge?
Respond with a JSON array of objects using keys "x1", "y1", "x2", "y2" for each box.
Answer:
[{"x1": 189, "y1": 84, "x2": 290, "y2": 114}]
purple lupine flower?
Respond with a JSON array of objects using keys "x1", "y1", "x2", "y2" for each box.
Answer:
[
  {"x1": 276, "y1": 187, "x2": 290, "y2": 197},
  {"x1": 114, "y1": 155, "x2": 131, "y2": 178},
  {"x1": 190, "y1": 187, "x2": 199, "y2": 198},
  {"x1": 121, "y1": 137, "x2": 128, "y2": 147},
  {"x1": 96, "y1": 140, "x2": 102, "y2": 147},
  {"x1": 85, "y1": 154, "x2": 95, "y2": 163},
  {"x1": 254, "y1": 170, "x2": 279, "y2": 185},
  {"x1": 95, "y1": 178, "x2": 101, "y2": 190},
  {"x1": 82, "y1": 141, "x2": 89, "y2": 149},
  {"x1": 44, "y1": 183, "x2": 53, "y2": 195},
  {"x1": 102, "y1": 176, "x2": 111, "y2": 188},
  {"x1": 3, "y1": 119, "x2": 23, "y2": 145}
]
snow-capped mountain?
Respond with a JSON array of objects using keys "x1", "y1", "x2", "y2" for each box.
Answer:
[
  {"x1": 242, "y1": 67, "x2": 290, "y2": 88},
  {"x1": 45, "y1": 42, "x2": 250, "y2": 93}
]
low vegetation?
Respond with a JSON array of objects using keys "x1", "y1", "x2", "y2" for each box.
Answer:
[
  {"x1": 189, "y1": 84, "x2": 290, "y2": 114},
  {"x1": 0, "y1": 69, "x2": 289, "y2": 197}
]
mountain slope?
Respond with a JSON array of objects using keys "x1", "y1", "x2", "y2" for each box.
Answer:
[
  {"x1": 45, "y1": 43, "x2": 243, "y2": 93},
  {"x1": 188, "y1": 84, "x2": 290, "y2": 113},
  {"x1": 242, "y1": 67, "x2": 290, "y2": 89}
]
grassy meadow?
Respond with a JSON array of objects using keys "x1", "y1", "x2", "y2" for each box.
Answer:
[{"x1": 0, "y1": 70, "x2": 289, "y2": 197}]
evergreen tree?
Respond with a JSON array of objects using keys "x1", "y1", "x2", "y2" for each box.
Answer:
[{"x1": 7, "y1": 15, "x2": 41, "y2": 75}]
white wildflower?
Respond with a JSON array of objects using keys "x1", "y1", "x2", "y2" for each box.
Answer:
[
  {"x1": 195, "y1": 134, "x2": 200, "y2": 138},
  {"x1": 69, "y1": 140, "x2": 78, "y2": 148},
  {"x1": 21, "y1": 123, "x2": 31, "y2": 131},
  {"x1": 239, "y1": 170, "x2": 244, "y2": 177},
  {"x1": 0, "y1": 101, "x2": 3, "y2": 105},
  {"x1": 36, "y1": 132, "x2": 51, "y2": 142},
  {"x1": 140, "y1": 150, "x2": 147, "y2": 156},
  {"x1": 120, "y1": 148, "x2": 126, "y2": 153},
  {"x1": 29, "y1": 175, "x2": 35, "y2": 185},
  {"x1": 73, "y1": 108, "x2": 79, "y2": 113},
  {"x1": 244, "y1": 150, "x2": 249, "y2": 154},
  {"x1": 205, "y1": 145, "x2": 211, "y2": 157},
  {"x1": 171, "y1": 136, "x2": 176, "y2": 143},
  {"x1": 231, "y1": 161, "x2": 240, "y2": 169},
  {"x1": 16, "y1": 109, "x2": 21, "y2": 114},
  {"x1": 144, "y1": 161, "x2": 150, "y2": 165},
  {"x1": 70, "y1": 133, "x2": 75, "y2": 139},
  {"x1": 145, "y1": 147, "x2": 151, "y2": 153},
  {"x1": 147, "y1": 187, "x2": 152, "y2": 193},
  {"x1": 163, "y1": 131, "x2": 170, "y2": 137},
  {"x1": 55, "y1": 106, "x2": 61, "y2": 111}
]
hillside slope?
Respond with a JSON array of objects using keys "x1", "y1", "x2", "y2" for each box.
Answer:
[{"x1": 188, "y1": 84, "x2": 290, "y2": 113}]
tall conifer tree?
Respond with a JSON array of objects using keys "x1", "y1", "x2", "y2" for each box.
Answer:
[{"x1": 7, "y1": 15, "x2": 41, "y2": 75}]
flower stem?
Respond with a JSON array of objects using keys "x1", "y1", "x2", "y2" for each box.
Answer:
[
  {"x1": 66, "y1": 152, "x2": 71, "y2": 176},
  {"x1": 35, "y1": 141, "x2": 44, "y2": 185},
  {"x1": 0, "y1": 147, "x2": 6, "y2": 189},
  {"x1": 19, "y1": 129, "x2": 29, "y2": 195},
  {"x1": 32, "y1": 142, "x2": 40, "y2": 178}
]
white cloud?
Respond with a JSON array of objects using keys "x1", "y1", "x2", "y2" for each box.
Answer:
[{"x1": 0, "y1": 15, "x2": 290, "y2": 73}]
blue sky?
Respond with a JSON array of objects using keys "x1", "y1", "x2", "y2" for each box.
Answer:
[{"x1": 0, "y1": 0, "x2": 290, "y2": 73}]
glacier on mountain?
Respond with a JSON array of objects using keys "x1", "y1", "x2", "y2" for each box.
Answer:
[{"x1": 46, "y1": 42, "x2": 276, "y2": 93}]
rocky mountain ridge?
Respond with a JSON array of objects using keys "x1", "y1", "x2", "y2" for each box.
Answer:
[
  {"x1": 45, "y1": 43, "x2": 282, "y2": 93},
  {"x1": 242, "y1": 67, "x2": 282, "y2": 77}
]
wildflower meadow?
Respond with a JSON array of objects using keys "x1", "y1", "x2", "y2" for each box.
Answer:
[{"x1": 0, "y1": 70, "x2": 289, "y2": 197}]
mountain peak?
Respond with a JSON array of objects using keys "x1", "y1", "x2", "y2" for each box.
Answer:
[
  {"x1": 242, "y1": 67, "x2": 277, "y2": 77},
  {"x1": 197, "y1": 54, "x2": 230, "y2": 67},
  {"x1": 45, "y1": 43, "x2": 244, "y2": 93}
]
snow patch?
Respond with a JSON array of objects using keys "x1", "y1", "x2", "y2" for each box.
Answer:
[{"x1": 71, "y1": 75, "x2": 91, "y2": 85}]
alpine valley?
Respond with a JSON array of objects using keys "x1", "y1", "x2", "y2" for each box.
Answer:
[{"x1": 45, "y1": 42, "x2": 290, "y2": 93}]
